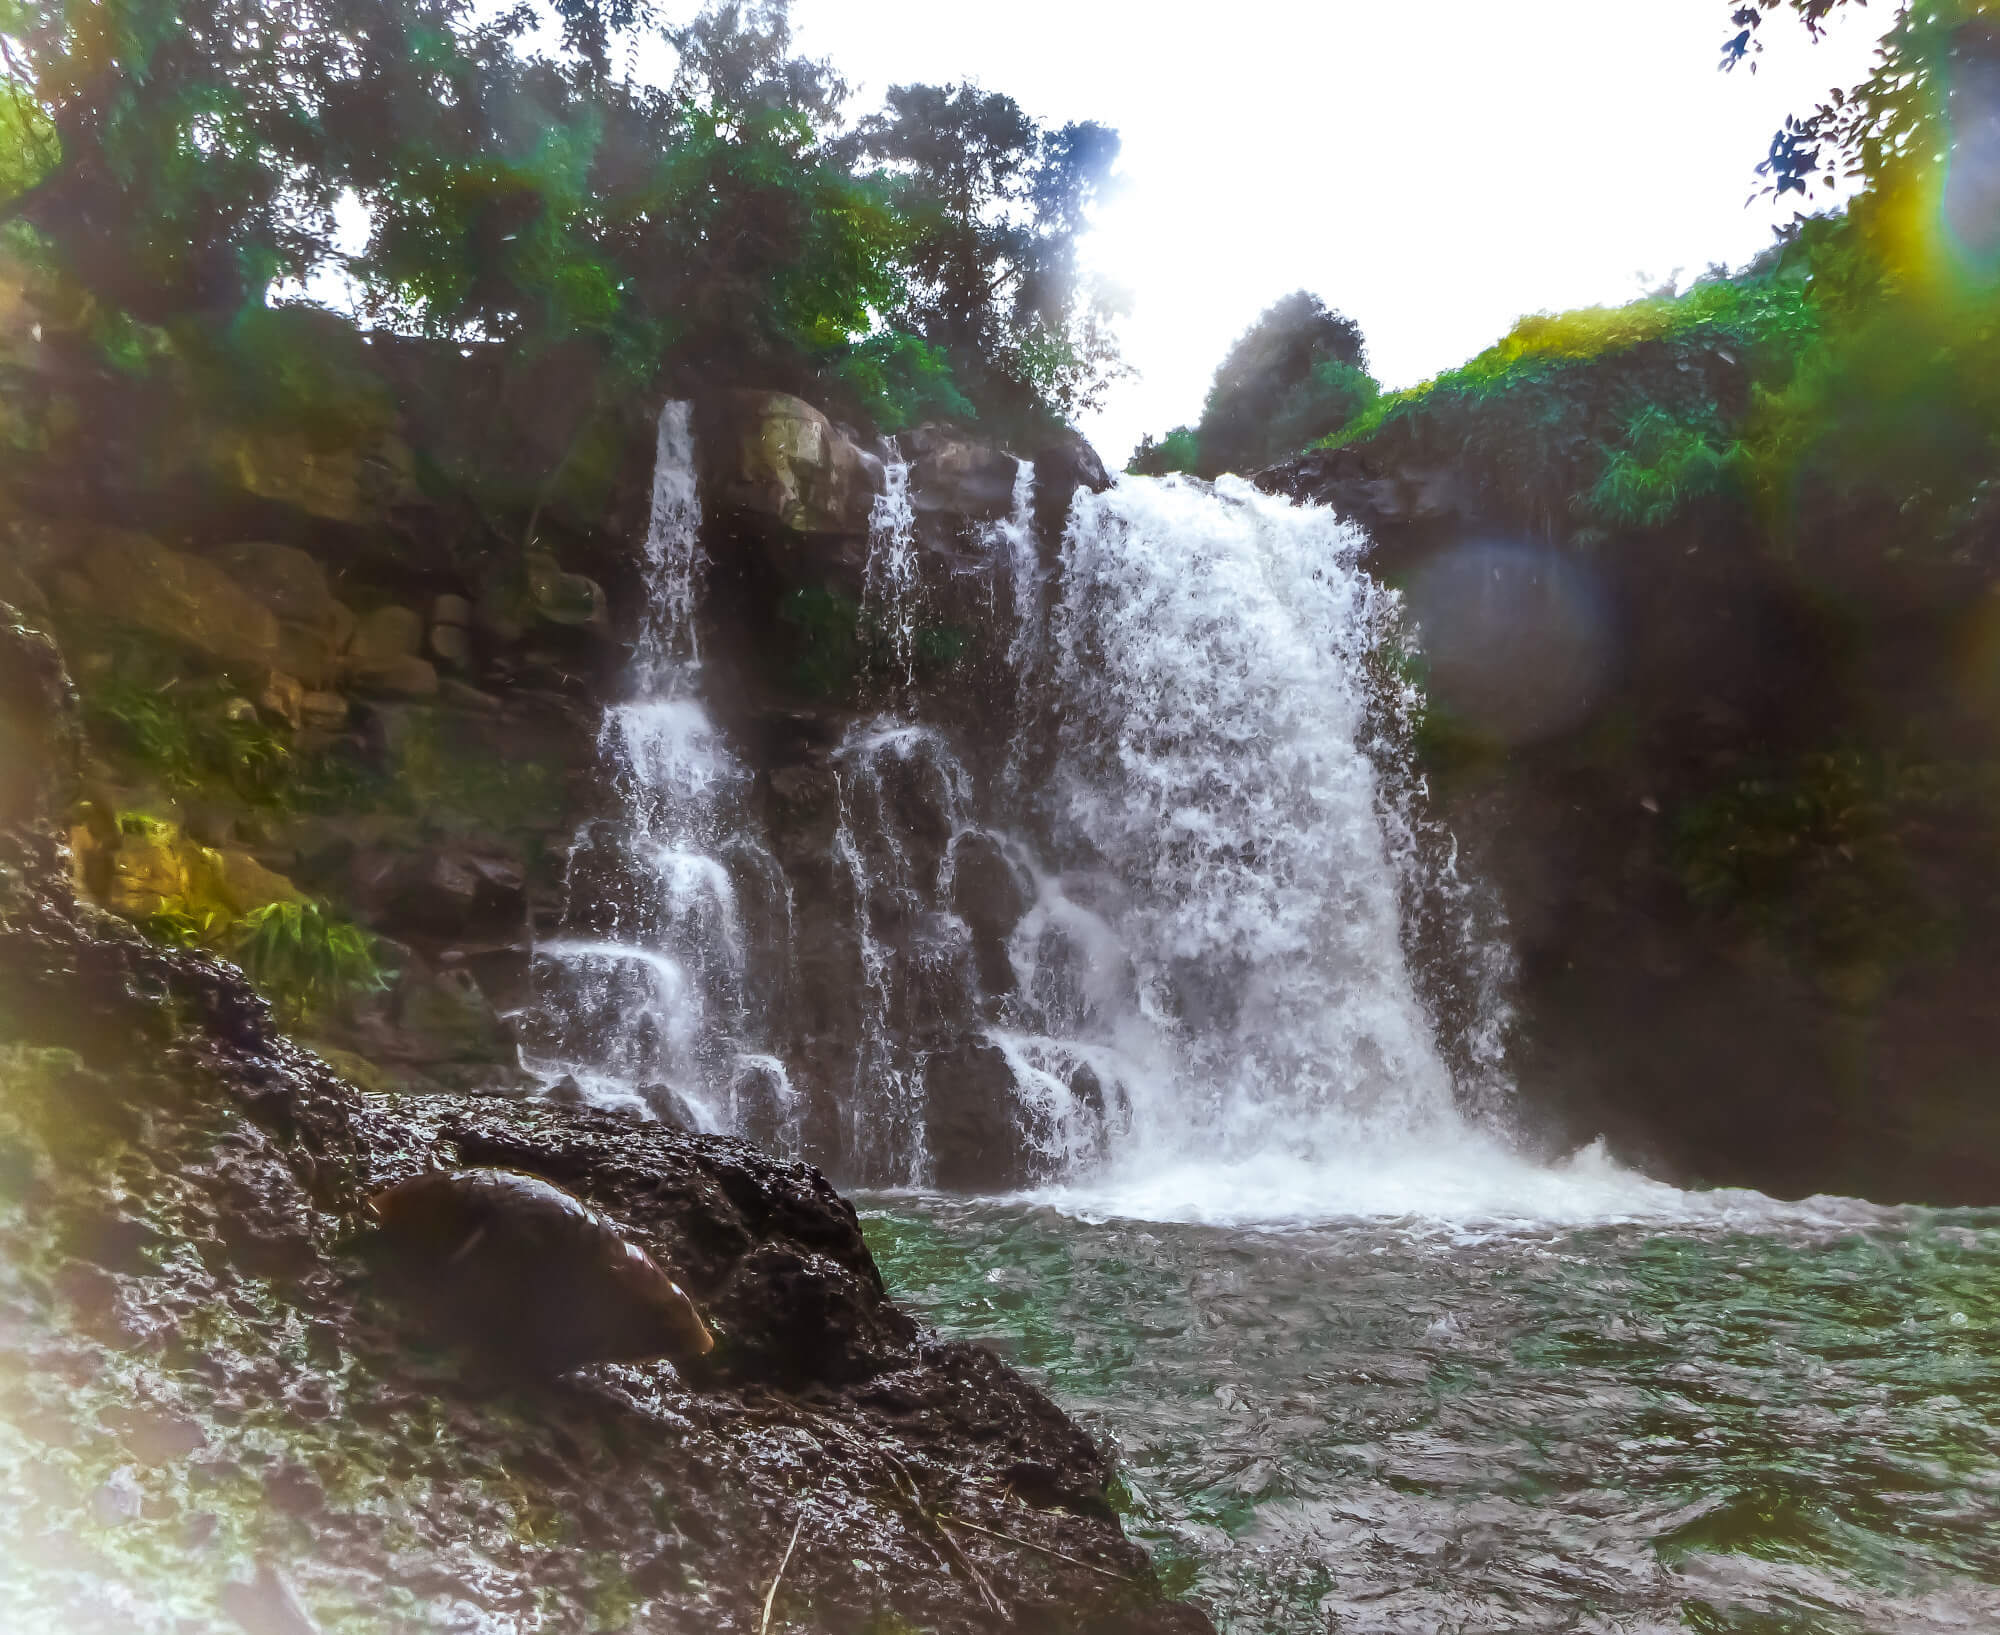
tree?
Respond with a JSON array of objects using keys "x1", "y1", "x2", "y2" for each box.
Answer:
[
  {"x1": 843, "y1": 81, "x2": 1124, "y2": 435},
  {"x1": 1721, "y1": 1, "x2": 1999, "y2": 209},
  {"x1": 1189, "y1": 291, "x2": 1376, "y2": 477},
  {"x1": 0, "y1": 0, "x2": 1122, "y2": 464}
]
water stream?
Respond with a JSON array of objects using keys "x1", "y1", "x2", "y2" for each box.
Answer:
[
  {"x1": 518, "y1": 402, "x2": 795, "y2": 1139},
  {"x1": 526, "y1": 423, "x2": 2000, "y2": 1632}
]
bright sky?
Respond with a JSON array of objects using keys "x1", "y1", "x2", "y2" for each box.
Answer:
[{"x1": 788, "y1": 0, "x2": 1893, "y2": 463}]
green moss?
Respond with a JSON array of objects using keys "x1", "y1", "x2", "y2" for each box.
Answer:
[
  {"x1": 1674, "y1": 749, "x2": 1959, "y2": 972},
  {"x1": 780, "y1": 587, "x2": 867, "y2": 699}
]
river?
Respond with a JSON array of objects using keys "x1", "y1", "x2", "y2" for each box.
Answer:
[{"x1": 862, "y1": 1179, "x2": 2000, "y2": 1634}]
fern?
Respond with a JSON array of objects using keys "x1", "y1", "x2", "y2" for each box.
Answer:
[{"x1": 228, "y1": 901, "x2": 391, "y2": 1023}]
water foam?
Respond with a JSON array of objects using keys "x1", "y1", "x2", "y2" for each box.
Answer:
[
  {"x1": 521, "y1": 401, "x2": 791, "y2": 1138},
  {"x1": 993, "y1": 473, "x2": 1802, "y2": 1229}
]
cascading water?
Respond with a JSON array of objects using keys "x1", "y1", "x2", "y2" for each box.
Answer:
[
  {"x1": 519, "y1": 402, "x2": 796, "y2": 1144},
  {"x1": 992, "y1": 472, "x2": 1529, "y2": 1218}
]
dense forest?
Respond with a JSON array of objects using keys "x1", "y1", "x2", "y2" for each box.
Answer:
[{"x1": 0, "y1": 0, "x2": 1122, "y2": 483}]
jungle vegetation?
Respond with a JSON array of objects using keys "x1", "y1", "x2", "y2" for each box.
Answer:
[
  {"x1": 1132, "y1": 0, "x2": 2000, "y2": 572},
  {"x1": 0, "y1": 0, "x2": 1122, "y2": 445}
]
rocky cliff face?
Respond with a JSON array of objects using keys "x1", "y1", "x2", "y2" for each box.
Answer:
[
  {"x1": 1264, "y1": 405, "x2": 2000, "y2": 1205},
  {"x1": 0, "y1": 257, "x2": 1119, "y2": 1190},
  {"x1": 0, "y1": 602, "x2": 1208, "y2": 1629}
]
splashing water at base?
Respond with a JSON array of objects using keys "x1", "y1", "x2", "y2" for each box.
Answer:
[{"x1": 994, "y1": 473, "x2": 1527, "y2": 1221}]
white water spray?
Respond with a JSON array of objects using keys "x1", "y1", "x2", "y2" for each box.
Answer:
[
  {"x1": 997, "y1": 473, "x2": 1545, "y2": 1219},
  {"x1": 521, "y1": 402, "x2": 795, "y2": 1140}
]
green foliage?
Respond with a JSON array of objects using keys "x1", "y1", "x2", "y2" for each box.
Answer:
[
  {"x1": 832, "y1": 331, "x2": 974, "y2": 431},
  {"x1": 1586, "y1": 404, "x2": 1742, "y2": 528},
  {"x1": 1133, "y1": 291, "x2": 1375, "y2": 477},
  {"x1": 137, "y1": 897, "x2": 229, "y2": 949},
  {"x1": 1196, "y1": 290, "x2": 1371, "y2": 476},
  {"x1": 228, "y1": 899, "x2": 390, "y2": 1023},
  {"x1": 75, "y1": 641, "x2": 293, "y2": 803},
  {"x1": 843, "y1": 79, "x2": 1124, "y2": 435},
  {"x1": 1330, "y1": 273, "x2": 1820, "y2": 456},
  {"x1": 0, "y1": 0, "x2": 1120, "y2": 450},
  {"x1": 1676, "y1": 750, "x2": 1950, "y2": 967},
  {"x1": 1127, "y1": 425, "x2": 1199, "y2": 476}
]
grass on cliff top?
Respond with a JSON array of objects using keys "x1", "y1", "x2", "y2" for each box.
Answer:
[{"x1": 1321, "y1": 270, "x2": 1822, "y2": 454}]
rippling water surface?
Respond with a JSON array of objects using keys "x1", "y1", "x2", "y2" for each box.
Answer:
[{"x1": 861, "y1": 1189, "x2": 2000, "y2": 1634}]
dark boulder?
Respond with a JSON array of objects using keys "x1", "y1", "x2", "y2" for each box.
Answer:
[
  {"x1": 1032, "y1": 427, "x2": 1113, "y2": 541},
  {"x1": 924, "y1": 1038, "x2": 1029, "y2": 1192},
  {"x1": 904, "y1": 425, "x2": 1021, "y2": 522}
]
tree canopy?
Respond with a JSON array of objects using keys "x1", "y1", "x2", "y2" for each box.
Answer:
[
  {"x1": 0, "y1": 0, "x2": 1121, "y2": 439},
  {"x1": 1130, "y1": 290, "x2": 1377, "y2": 479}
]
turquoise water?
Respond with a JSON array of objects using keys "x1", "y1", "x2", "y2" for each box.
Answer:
[{"x1": 861, "y1": 1196, "x2": 2000, "y2": 1634}]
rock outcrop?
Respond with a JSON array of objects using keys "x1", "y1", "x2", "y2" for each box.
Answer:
[
  {"x1": 697, "y1": 390, "x2": 886, "y2": 536},
  {"x1": 1263, "y1": 380, "x2": 2000, "y2": 1205},
  {"x1": 0, "y1": 611, "x2": 1211, "y2": 1634}
]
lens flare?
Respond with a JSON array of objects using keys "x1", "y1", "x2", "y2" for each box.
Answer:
[{"x1": 1406, "y1": 541, "x2": 1613, "y2": 745}]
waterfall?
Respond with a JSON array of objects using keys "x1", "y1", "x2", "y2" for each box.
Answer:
[
  {"x1": 861, "y1": 450, "x2": 920, "y2": 689},
  {"x1": 517, "y1": 410, "x2": 1514, "y2": 1207},
  {"x1": 995, "y1": 472, "x2": 1514, "y2": 1211},
  {"x1": 519, "y1": 402, "x2": 796, "y2": 1144}
]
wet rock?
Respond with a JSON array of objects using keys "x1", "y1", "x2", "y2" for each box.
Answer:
[
  {"x1": 91, "y1": 1465, "x2": 143, "y2": 1525},
  {"x1": 524, "y1": 550, "x2": 608, "y2": 633},
  {"x1": 726, "y1": 1057, "x2": 792, "y2": 1151},
  {"x1": 382, "y1": 961, "x2": 514, "y2": 1069},
  {"x1": 345, "y1": 606, "x2": 438, "y2": 696},
  {"x1": 949, "y1": 830, "x2": 1029, "y2": 941},
  {"x1": 297, "y1": 690, "x2": 349, "y2": 734},
  {"x1": 544, "y1": 1073, "x2": 588, "y2": 1108},
  {"x1": 697, "y1": 390, "x2": 884, "y2": 534},
  {"x1": 263, "y1": 1463, "x2": 327, "y2": 1517},
  {"x1": 367, "y1": 1167, "x2": 716, "y2": 1374},
  {"x1": 103, "y1": 1404, "x2": 205, "y2": 1465},
  {"x1": 905, "y1": 425, "x2": 1020, "y2": 522},
  {"x1": 0, "y1": 605, "x2": 79, "y2": 826},
  {"x1": 1032, "y1": 427, "x2": 1113, "y2": 540},
  {"x1": 430, "y1": 621, "x2": 471, "y2": 669},
  {"x1": 923, "y1": 1038, "x2": 1029, "y2": 1192},
  {"x1": 356, "y1": 847, "x2": 526, "y2": 938},
  {"x1": 72, "y1": 531, "x2": 281, "y2": 674},
  {"x1": 256, "y1": 671, "x2": 306, "y2": 730},
  {"x1": 349, "y1": 605, "x2": 422, "y2": 661},
  {"x1": 219, "y1": 1561, "x2": 322, "y2": 1635},
  {"x1": 640, "y1": 1082, "x2": 705, "y2": 1131}
]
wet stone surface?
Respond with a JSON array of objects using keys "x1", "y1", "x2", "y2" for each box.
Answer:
[{"x1": 0, "y1": 775, "x2": 1209, "y2": 1632}]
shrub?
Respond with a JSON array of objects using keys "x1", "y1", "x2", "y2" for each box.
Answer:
[
  {"x1": 1585, "y1": 405, "x2": 1743, "y2": 528},
  {"x1": 228, "y1": 901, "x2": 391, "y2": 1024},
  {"x1": 71, "y1": 628, "x2": 293, "y2": 803},
  {"x1": 1128, "y1": 426, "x2": 1199, "y2": 476}
]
